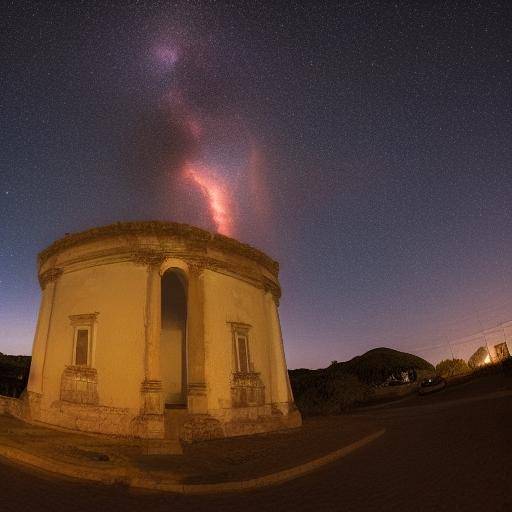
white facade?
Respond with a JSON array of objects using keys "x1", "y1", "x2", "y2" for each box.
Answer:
[{"x1": 25, "y1": 222, "x2": 301, "y2": 441}]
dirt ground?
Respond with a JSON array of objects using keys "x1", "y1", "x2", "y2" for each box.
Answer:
[{"x1": 0, "y1": 411, "x2": 380, "y2": 484}]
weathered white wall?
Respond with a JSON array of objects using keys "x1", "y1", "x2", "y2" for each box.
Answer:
[
  {"x1": 202, "y1": 270, "x2": 276, "y2": 412},
  {"x1": 28, "y1": 223, "x2": 300, "y2": 439},
  {"x1": 40, "y1": 261, "x2": 147, "y2": 412}
]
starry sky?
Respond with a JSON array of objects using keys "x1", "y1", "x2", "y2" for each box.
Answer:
[{"x1": 1, "y1": 1, "x2": 512, "y2": 368}]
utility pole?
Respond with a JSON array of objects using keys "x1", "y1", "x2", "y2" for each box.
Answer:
[
  {"x1": 474, "y1": 303, "x2": 492, "y2": 363},
  {"x1": 447, "y1": 337, "x2": 455, "y2": 360}
]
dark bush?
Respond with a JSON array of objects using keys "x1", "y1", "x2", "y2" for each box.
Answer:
[
  {"x1": 290, "y1": 370, "x2": 373, "y2": 416},
  {"x1": 436, "y1": 358, "x2": 470, "y2": 378},
  {"x1": 289, "y1": 347, "x2": 434, "y2": 416},
  {"x1": 0, "y1": 353, "x2": 31, "y2": 398}
]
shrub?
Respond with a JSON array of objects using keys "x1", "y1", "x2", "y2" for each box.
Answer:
[
  {"x1": 289, "y1": 347, "x2": 434, "y2": 416},
  {"x1": 436, "y1": 358, "x2": 470, "y2": 378},
  {"x1": 290, "y1": 371, "x2": 374, "y2": 416}
]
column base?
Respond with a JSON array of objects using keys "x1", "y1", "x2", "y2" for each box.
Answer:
[
  {"x1": 187, "y1": 382, "x2": 208, "y2": 414},
  {"x1": 140, "y1": 379, "x2": 163, "y2": 415},
  {"x1": 134, "y1": 413, "x2": 165, "y2": 439}
]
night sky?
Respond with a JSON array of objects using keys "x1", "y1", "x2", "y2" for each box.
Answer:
[{"x1": 1, "y1": 1, "x2": 511, "y2": 368}]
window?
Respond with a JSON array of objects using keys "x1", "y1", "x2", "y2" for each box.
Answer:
[
  {"x1": 231, "y1": 323, "x2": 253, "y2": 373},
  {"x1": 74, "y1": 327, "x2": 90, "y2": 366},
  {"x1": 236, "y1": 333, "x2": 250, "y2": 373},
  {"x1": 229, "y1": 323, "x2": 265, "y2": 407},
  {"x1": 69, "y1": 313, "x2": 98, "y2": 367},
  {"x1": 62, "y1": 313, "x2": 99, "y2": 404}
]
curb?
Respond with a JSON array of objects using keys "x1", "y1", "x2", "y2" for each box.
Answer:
[
  {"x1": 0, "y1": 444, "x2": 129, "y2": 484},
  {"x1": 0, "y1": 429, "x2": 385, "y2": 494}
]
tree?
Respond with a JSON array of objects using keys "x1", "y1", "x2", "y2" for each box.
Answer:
[{"x1": 436, "y1": 358, "x2": 470, "y2": 378}]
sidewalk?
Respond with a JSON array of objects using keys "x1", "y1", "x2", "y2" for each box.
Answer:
[{"x1": 0, "y1": 413, "x2": 384, "y2": 493}]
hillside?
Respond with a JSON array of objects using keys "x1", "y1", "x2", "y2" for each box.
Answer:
[
  {"x1": 0, "y1": 353, "x2": 31, "y2": 397},
  {"x1": 333, "y1": 347, "x2": 434, "y2": 384},
  {"x1": 289, "y1": 347, "x2": 434, "y2": 416}
]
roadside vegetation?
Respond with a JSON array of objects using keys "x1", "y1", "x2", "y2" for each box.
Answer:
[
  {"x1": 290, "y1": 347, "x2": 512, "y2": 416},
  {"x1": 289, "y1": 348, "x2": 434, "y2": 416},
  {"x1": 435, "y1": 358, "x2": 470, "y2": 378},
  {"x1": 0, "y1": 353, "x2": 31, "y2": 398}
]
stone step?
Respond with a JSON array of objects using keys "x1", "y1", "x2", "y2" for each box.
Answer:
[
  {"x1": 142, "y1": 438, "x2": 183, "y2": 455},
  {"x1": 164, "y1": 407, "x2": 189, "y2": 442}
]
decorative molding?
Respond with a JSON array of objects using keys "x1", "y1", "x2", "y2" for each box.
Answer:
[
  {"x1": 132, "y1": 250, "x2": 167, "y2": 268},
  {"x1": 38, "y1": 221, "x2": 279, "y2": 277},
  {"x1": 60, "y1": 365, "x2": 99, "y2": 405},
  {"x1": 187, "y1": 261, "x2": 205, "y2": 278},
  {"x1": 228, "y1": 321, "x2": 252, "y2": 331},
  {"x1": 69, "y1": 313, "x2": 99, "y2": 325},
  {"x1": 231, "y1": 371, "x2": 265, "y2": 408},
  {"x1": 188, "y1": 382, "x2": 207, "y2": 396},
  {"x1": 39, "y1": 268, "x2": 63, "y2": 289},
  {"x1": 36, "y1": 222, "x2": 283, "y2": 298},
  {"x1": 141, "y1": 379, "x2": 163, "y2": 392}
]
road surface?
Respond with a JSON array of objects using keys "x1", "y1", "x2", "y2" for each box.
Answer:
[{"x1": 1, "y1": 378, "x2": 511, "y2": 512}]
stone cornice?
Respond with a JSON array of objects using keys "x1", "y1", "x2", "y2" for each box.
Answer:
[
  {"x1": 38, "y1": 221, "x2": 279, "y2": 277},
  {"x1": 37, "y1": 249, "x2": 282, "y2": 297}
]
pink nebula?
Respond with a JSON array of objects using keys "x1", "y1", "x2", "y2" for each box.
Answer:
[
  {"x1": 153, "y1": 44, "x2": 179, "y2": 68},
  {"x1": 152, "y1": 41, "x2": 271, "y2": 240},
  {"x1": 184, "y1": 161, "x2": 234, "y2": 236}
]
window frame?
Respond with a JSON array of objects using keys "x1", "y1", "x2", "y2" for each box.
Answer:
[{"x1": 230, "y1": 323, "x2": 254, "y2": 374}]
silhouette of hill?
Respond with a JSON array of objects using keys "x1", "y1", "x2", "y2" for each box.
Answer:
[
  {"x1": 289, "y1": 347, "x2": 434, "y2": 415},
  {"x1": 0, "y1": 353, "x2": 31, "y2": 397}
]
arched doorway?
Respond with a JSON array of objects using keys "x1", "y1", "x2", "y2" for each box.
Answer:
[{"x1": 160, "y1": 269, "x2": 187, "y2": 406}]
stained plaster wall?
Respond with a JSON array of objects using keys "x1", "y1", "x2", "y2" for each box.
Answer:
[{"x1": 39, "y1": 261, "x2": 147, "y2": 413}]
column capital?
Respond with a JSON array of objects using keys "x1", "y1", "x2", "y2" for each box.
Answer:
[
  {"x1": 187, "y1": 261, "x2": 206, "y2": 277},
  {"x1": 39, "y1": 268, "x2": 63, "y2": 290},
  {"x1": 132, "y1": 250, "x2": 167, "y2": 269},
  {"x1": 263, "y1": 277, "x2": 281, "y2": 306}
]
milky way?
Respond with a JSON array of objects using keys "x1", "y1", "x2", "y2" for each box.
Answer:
[
  {"x1": 1, "y1": 1, "x2": 512, "y2": 368},
  {"x1": 139, "y1": 36, "x2": 269, "y2": 237}
]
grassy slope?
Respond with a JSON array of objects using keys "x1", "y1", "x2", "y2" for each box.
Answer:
[{"x1": 289, "y1": 347, "x2": 434, "y2": 415}]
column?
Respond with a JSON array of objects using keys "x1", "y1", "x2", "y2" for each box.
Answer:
[
  {"x1": 267, "y1": 291, "x2": 294, "y2": 411},
  {"x1": 186, "y1": 263, "x2": 208, "y2": 414},
  {"x1": 140, "y1": 254, "x2": 164, "y2": 419},
  {"x1": 27, "y1": 268, "x2": 62, "y2": 396}
]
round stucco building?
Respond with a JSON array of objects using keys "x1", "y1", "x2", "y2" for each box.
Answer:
[{"x1": 26, "y1": 221, "x2": 301, "y2": 442}]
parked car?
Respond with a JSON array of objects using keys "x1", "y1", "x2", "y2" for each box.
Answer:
[{"x1": 419, "y1": 375, "x2": 446, "y2": 395}]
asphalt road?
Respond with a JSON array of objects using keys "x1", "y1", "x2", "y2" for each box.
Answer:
[{"x1": 1, "y1": 382, "x2": 511, "y2": 512}]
